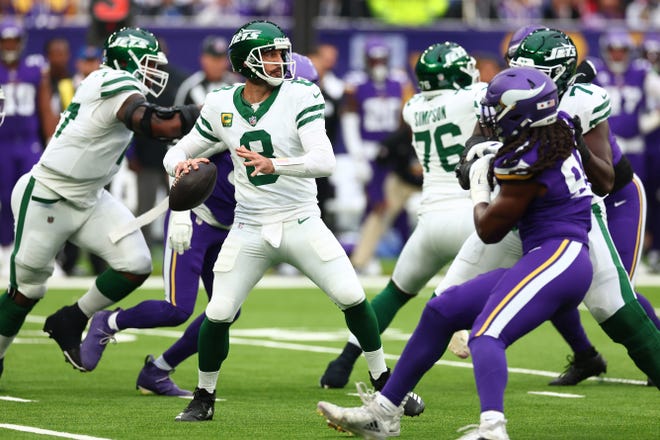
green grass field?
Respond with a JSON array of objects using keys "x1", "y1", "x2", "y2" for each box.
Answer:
[{"x1": 0, "y1": 279, "x2": 658, "y2": 439}]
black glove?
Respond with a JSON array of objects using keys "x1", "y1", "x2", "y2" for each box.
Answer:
[
  {"x1": 572, "y1": 115, "x2": 591, "y2": 165},
  {"x1": 575, "y1": 59, "x2": 597, "y2": 84},
  {"x1": 455, "y1": 135, "x2": 492, "y2": 190}
]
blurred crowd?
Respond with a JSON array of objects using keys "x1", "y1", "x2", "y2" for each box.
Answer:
[{"x1": 3, "y1": 0, "x2": 660, "y2": 29}]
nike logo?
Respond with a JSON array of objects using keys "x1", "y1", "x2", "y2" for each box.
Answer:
[
  {"x1": 613, "y1": 200, "x2": 627, "y2": 208},
  {"x1": 298, "y1": 217, "x2": 310, "y2": 224},
  {"x1": 313, "y1": 92, "x2": 321, "y2": 98}
]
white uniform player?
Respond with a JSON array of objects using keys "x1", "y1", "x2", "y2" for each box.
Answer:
[
  {"x1": 0, "y1": 27, "x2": 199, "y2": 376},
  {"x1": 319, "y1": 42, "x2": 488, "y2": 389},
  {"x1": 168, "y1": 20, "x2": 401, "y2": 423}
]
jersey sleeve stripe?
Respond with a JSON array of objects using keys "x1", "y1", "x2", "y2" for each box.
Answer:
[
  {"x1": 195, "y1": 122, "x2": 220, "y2": 142},
  {"x1": 101, "y1": 76, "x2": 140, "y2": 87},
  {"x1": 297, "y1": 114, "x2": 324, "y2": 129},
  {"x1": 495, "y1": 172, "x2": 533, "y2": 181},
  {"x1": 199, "y1": 115, "x2": 214, "y2": 132},
  {"x1": 100, "y1": 84, "x2": 142, "y2": 97},
  {"x1": 296, "y1": 104, "x2": 325, "y2": 123}
]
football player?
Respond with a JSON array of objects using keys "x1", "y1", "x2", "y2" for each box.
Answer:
[
  {"x1": 342, "y1": 38, "x2": 416, "y2": 274},
  {"x1": 447, "y1": 28, "x2": 660, "y2": 387},
  {"x1": 320, "y1": 42, "x2": 485, "y2": 388},
  {"x1": 0, "y1": 27, "x2": 200, "y2": 378},
  {"x1": 318, "y1": 66, "x2": 594, "y2": 440},
  {"x1": 0, "y1": 18, "x2": 58, "y2": 278},
  {"x1": 165, "y1": 20, "x2": 422, "y2": 422}
]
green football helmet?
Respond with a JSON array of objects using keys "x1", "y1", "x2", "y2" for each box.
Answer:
[
  {"x1": 103, "y1": 27, "x2": 169, "y2": 98},
  {"x1": 415, "y1": 42, "x2": 479, "y2": 92},
  {"x1": 509, "y1": 28, "x2": 577, "y2": 96},
  {"x1": 228, "y1": 20, "x2": 294, "y2": 86}
]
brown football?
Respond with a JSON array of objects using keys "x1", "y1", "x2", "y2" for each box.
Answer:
[{"x1": 169, "y1": 161, "x2": 217, "y2": 211}]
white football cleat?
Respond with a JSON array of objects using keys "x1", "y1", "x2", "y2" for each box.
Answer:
[
  {"x1": 317, "y1": 382, "x2": 403, "y2": 439},
  {"x1": 448, "y1": 330, "x2": 471, "y2": 359},
  {"x1": 456, "y1": 416, "x2": 509, "y2": 440}
]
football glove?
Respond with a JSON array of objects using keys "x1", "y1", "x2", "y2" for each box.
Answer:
[
  {"x1": 168, "y1": 210, "x2": 193, "y2": 254},
  {"x1": 469, "y1": 153, "x2": 494, "y2": 206}
]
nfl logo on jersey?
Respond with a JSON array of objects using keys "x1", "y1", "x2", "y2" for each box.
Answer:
[{"x1": 248, "y1": 116, "x2": 257, "y2": 126}]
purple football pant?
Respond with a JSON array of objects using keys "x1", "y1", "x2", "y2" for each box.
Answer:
[
  {"x1": 116, "y1": 212, "x2": 229, "y2": 367},
  {"x1": 380, "y1": 239, "x2": 592, "y2": 412}
]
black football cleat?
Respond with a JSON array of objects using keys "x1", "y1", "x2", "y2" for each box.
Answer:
[
  {"x1": 549, "y1": 352, "x2": 607, "y2": 386},
  {"x1": 370, "y1": 368, "x2": 425, "y2": 417},
  {"x1": 175, "y1": 387, "x2": 215, "y2": 422},
  {"x1": 43, "y1": 304, "x2": 89, "y2": 372}
]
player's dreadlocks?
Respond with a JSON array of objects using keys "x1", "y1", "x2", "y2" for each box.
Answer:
[{"x1": 490, "y1": 118, "x2": 577, "y2": 182}]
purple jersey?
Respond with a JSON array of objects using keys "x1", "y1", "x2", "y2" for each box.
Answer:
[
  {"x1": 0, "y1": 54, "x2": 47, "y2": 144},
  {"x1": 592, "y1": 58, "x2": 649, "y2": 140},
  {"x1": 202, "y1": 150, "x2": 236, "y2": 227},
  {"x1": 344, "y1": 71, "x2": 407, "y2": 143},
  {"x1": 493, "y1": 119, "x2": 592, "y2": 253}
]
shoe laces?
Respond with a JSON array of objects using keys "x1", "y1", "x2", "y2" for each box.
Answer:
[
  {"x1": 97, "y1": 329, "x2": 117, "y2": 346},
  {"x1": 355, "y1": 382, "x2": 377, "y2": 406}
]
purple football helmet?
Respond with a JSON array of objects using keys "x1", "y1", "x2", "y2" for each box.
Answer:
[
  {"x1": 292, "y1": 52, "x2": 319, "y2": 83},
  {"x1": 599, "y1": 29, "x2": 635, "y2": 74},
  {"x1": 481, "y1": 66, "x2": 559, "y2": 140},
  {"x1": 0, "y1": 18, "x2": 25, "y2": 64},
  {"x1": 506, "y1": 24, "x2": 547, "y2": 60}
]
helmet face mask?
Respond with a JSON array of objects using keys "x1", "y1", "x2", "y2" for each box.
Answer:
[
  {"x1": 103, "y1": 27, "x2": 169, "y2": 98},
  {"x1": 229, "y1": 20, "x2": 295, "y2": 87},
  {"x1": 480, "y1": 66, "x2": 559, "y2": 140},
  {"x1": 509, "y1": 29, "x2": 577, "y2": 96},
  {"x1": 415, "y1": 42, "x2": 479, "y2": 93}
]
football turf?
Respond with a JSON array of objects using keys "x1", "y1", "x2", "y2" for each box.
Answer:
[{"x1": 0, "y1": 280, "x2": 658, "y2": 439}]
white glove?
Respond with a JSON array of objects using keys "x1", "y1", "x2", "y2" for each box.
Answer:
[
  {"x1": 469, "y1": 153, "x2": 494, "y2": 206},
  {"x1": 168, "y1": 210, "x2": 193, "y2": 254},
  {"x1": 465, "y1": 141, "x2": 503, "y2": 162},
  {"x1": 353, "y1": 158, "x2": 373, "y2": 183}
]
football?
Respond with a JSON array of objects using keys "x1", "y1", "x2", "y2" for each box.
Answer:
[{"x1": 169, "y1": 161, "x2": 217, "y2": 211}]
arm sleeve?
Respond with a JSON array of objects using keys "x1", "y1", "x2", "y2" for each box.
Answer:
[{"x1": 271, "y1": 120, "x2": 336, "y2": 177}]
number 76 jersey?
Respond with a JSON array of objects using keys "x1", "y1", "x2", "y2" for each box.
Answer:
[{"x1": 402, "y1": 82, "x2": 487, "y2": 214}]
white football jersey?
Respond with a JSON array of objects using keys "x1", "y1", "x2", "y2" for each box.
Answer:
[
  {"x1": 402, "y1": 82, "x2": 486, "y2": 214},
  {"x1": 173, "y1": 79, "x2": 327, "y2": 225},
  {"x1": 32, "y1": 66, "x2": 147, "y2": 208},
  {"x1": 559, "y1": 82, "x2": 611, "y2": 134}
]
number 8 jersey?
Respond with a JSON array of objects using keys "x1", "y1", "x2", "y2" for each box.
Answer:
[{"x1": 170, "y1": 79, "x2": 329, "y2": 225}]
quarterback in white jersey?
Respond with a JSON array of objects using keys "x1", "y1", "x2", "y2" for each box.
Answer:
[
  {"x1": 320, "y1": 42, "x2": 487, "y2": 389},
  {"x1": 168, "y1": 21, "x2": 391, "y2": 423},
  {"x1": 0, "y1": 27, "x2": 200, "y2": 377}
]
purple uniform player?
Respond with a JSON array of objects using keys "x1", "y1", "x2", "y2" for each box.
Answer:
[
  {"x1": 640, "y1": 34, "x2": 660, "y2": 273},
  {"x1": 79, "y1": 151, "x2": 236, "y2": 395},
  {"x1": 0, "y1": 18, "x2": 56, "y2": 272},
  {"x1": 318, "y1": 67, "x2": 594, "y2": 440},
  {"x1": 592, "y1": 30, "x2": 650, "y2": 181},
  {"x1": 342, "y1": 39, "x2": 415, "y2": 272}
]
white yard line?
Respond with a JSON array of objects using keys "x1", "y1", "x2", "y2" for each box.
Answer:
[
  {"x1": 527, "y1": 391, "x2": 585, "y2": 398},
  {"x1": 0, "y1": 424, "x2": 111, "y2": 440}
]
